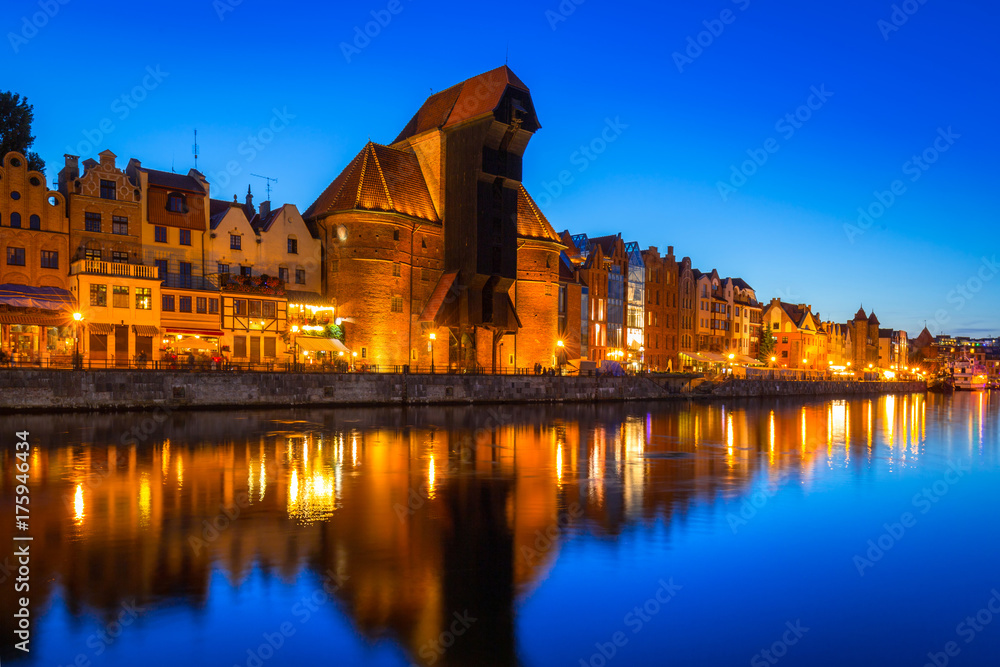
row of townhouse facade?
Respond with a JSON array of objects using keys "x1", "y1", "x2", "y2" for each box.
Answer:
[
  {"x1": 1, "y1": 149, "x2": 325, "y2": 366},
  {"x1": 2, "y1": 65, "x2": 919, "y2": 374}
]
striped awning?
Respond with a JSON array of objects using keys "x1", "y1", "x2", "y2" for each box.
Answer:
[
  {"x1": 0, "y1": 311, "x2": 71, "y2": 326},
  {"x1": 0, "y1": 284, "x2": 75, "y2": 310},
  {"x1": 88, "y1": 323, "x2": 114, "y2": 335},
  {"x1": 132, "y1": 325, "x2": 159, "y2": 337}
]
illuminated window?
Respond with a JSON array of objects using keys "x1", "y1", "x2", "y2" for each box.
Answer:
[
  {"x1": 136, "y1": 288, "x2": 152, "y2": 310},
  {"x1": 392, "y1": 262, "x2": 401, "y2": 277},
  {"x1": 113, "y1": 286, "x2": 130, "y2": 308},
  {"x1": 249, "y1": 300, "x2": 262, "y2": 318},
  {"x1": 90, "y1": 284, "x2": 107, "y2": 306},
  {"x1": 361, "y1": 347, "x2": 367, "y2": 359},
  {"x1": 391, "y1": 296, "x2": 403, "y2": 313}
]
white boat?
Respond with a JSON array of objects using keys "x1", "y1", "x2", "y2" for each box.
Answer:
[{"x1": 947, "y1": 353, "x2": 987, "y2": 391}]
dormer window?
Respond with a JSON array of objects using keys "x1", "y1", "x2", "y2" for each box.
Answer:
[{"x1": 167, "y1": 192, "x2": 186, "y2": 213}]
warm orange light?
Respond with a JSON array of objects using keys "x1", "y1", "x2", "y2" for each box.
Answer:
[
  {"x1": 429, "y1": 332, "x2": 437, "y2": 341},
  {"x1": 557, "y1": 340, "x2": 565, "y2": 348},
  {"x1": 72, "y1": 312, "x2": 83, "y2": 322}
]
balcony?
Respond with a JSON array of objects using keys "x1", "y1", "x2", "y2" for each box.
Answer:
[
  {"x1": 161, "y1": 273, "x2": 219, "y2": 291},
  {"x1": 71, "y1": 259, "x2": 159, "y2": 280}
]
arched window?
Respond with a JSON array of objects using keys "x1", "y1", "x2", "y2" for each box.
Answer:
[
  {"x1": 10, "y1": 212, "x2": 21, "y2": 228},
  {"x1": 29, "y1": 214, "x2": 40, "y2": 230}
]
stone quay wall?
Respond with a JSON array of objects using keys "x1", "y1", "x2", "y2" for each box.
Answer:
[{"x1": 0, "y1": 370, "x2": 926, "y2": 413}]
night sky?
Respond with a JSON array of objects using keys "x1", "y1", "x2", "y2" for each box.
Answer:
[{"x1": 3, "y1": 0, "x2": 996, "y2": 336}]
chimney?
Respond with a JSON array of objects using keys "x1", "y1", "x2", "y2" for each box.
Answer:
[
  {"x1": 667, "y1": 245, "x2": 674, "y2": 255},
  {"x1": 259, "y1": 201, "x2": 271, "y2": 219},
  {"x1": 58, "y1": 154, "x2": 80, "y2": 193}
]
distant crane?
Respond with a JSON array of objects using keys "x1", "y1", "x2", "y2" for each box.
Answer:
[{"x1": 251, "y1": 173, "x2": 278, "y2": 202}]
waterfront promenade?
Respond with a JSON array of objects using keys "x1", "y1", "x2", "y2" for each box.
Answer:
[{"x1": 0, "y1": 368, "x2": 926, "y2": 413}]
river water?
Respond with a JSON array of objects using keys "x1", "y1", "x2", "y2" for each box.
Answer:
[{"x1": 1, "y1": 392, "x2": 998, "y2": 666}]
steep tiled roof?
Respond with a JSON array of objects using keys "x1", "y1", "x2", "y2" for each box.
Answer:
[
  {"x1": 304, "y1": 142, "x2": 439, "y2": 223},
  {"x1": 868, "y1": 312, "x2": 880, "y2": 325},
  {"x1": 589, "y1": 234, "x2": 621, "y2": 257},
  {"x1": 731, "y1": 277, "x2": 753, "y2": 291},
  {"x1": 393, "y1": 66, "x2": 532, "y2": 143},
  {"x1": 854, "y1": 306, "x2": 868, "y2": 321},
  {"x1": 209, "y1": 198, "x2": 245, "y2": 230},
  {"x1": 516, "y1": 185, "x2": 561, "y2": 243},
  {"x1": 142, "y1": 167, "x2": 206, "y2": 193}
]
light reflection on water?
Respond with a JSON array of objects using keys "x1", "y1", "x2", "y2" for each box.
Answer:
[{"x1": 0, "y1": 392, "x2": 998, "y2": 666}]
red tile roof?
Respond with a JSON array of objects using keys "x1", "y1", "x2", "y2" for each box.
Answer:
[
  {"x1": 304, "y1": 142, "x2": 439, "y2": 223},
  {"x1": 516, "y1": 185, "x2": 561, "y2": 243},
  {"x1": 142, "y1": 167, "x2": 206, "y2": 194},
  {"x1": 393, "y1": 66, "x2": 531, "y2": 143}
]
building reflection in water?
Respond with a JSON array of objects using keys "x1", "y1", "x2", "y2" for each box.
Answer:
[{"x1": 0, "y1": 395, "x2": 940, "y2": 665}]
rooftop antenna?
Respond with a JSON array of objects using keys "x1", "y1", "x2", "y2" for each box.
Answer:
[
  {"x1": 506, "y1": 41, "x2": 509, "y2": 65},
  {"x1": 192, "y1": 129, "x2": 199, "y2": 170},
  {"x1": 251, "y1": 173, "x2": 277, "y2": 201}
]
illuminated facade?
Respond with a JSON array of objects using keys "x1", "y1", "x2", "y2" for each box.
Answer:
[
  {"x1": 0, "y1": 151, "x2": 73, "y2": 362},
  {"x1": 305, "y1": 66, "x2": 565, "y2": 370},
  {"x1": 762, "y1": 299, "x2": 829, "y2": 370},
  {"x1": 641, "y1": 245, "x2": 679, "y2": 372}
]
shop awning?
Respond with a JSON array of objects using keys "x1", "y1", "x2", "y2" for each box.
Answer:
[
  {"x1": 0, "y1": 311, "x2": 70, "y2": 326},
  {"x1": 285, "y1": 291, "x2": 334, "y2": 308},
  {"x1": 165, "y1": 328, "x2": 224, "y2": 337},
  {"x1": 737, "y1": 354, "x2": 763, "y2": 366},
  {"x1": 0, "y1": 284, "x2": 75, "y2": 311},
  {"x1": 419, "y1": 271, "x2": 459, "y2": 323},
  {"x1": 295, "y1": 337, "x2": 350, "y2": 353},
  {"x1": 172, "y1": 338, "x2": 218, "y2": 350},
  {"x1": 88, "y1": 323, "x2": 114, "y2": 335},
  {"x1": 687, "y1": 351, "x2": 727, "y2": 363},
  {"x1": 132, "y1": 325, "x2": 159, "y2": 336}
]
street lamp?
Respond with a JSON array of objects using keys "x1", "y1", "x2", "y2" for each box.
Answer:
[
  {"x1": 72, "y1": 312, "x2": 83, "y2": 369},
  {"x1": 429, "y1": 332, "x2": 437, "y2": 373}
]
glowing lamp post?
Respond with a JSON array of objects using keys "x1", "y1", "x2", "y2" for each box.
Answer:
[
  {"x1": 429, "y1": 332, "x2": 437, "y2": 374},
  {"x1": 72, "y1": 312, "x2": 83, "y2": 369}
]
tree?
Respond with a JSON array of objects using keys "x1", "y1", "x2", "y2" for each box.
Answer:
[
  {"x1": 0, "y1": 91, "x2": 45, "y2": 172},
  {"x1": 757, "y1": 325, "x2": 776, "y2": 363}
]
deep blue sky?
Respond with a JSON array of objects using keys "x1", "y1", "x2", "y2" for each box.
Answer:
[{"x1": 3, "y1": 0, "x2": 996, "y2": 336}]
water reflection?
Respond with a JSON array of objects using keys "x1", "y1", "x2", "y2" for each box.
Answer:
[{"x1": 0, "y1": 392, "x2": 995, "y2": 666}]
